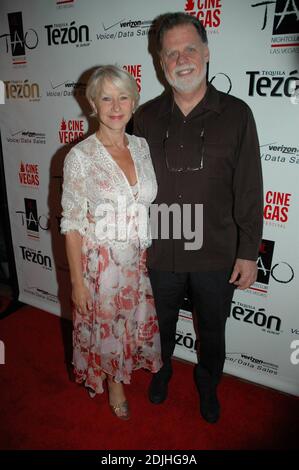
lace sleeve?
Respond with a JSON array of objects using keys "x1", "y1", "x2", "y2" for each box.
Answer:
[
  {"x1": 136, "y1": 135, "x2": 149, "y2": 152},
  {"x1": 60, "y1": 148, "x2": 88, "y2": 236}
]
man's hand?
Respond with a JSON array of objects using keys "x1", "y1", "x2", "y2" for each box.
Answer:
[{"x1": 229, "y1": 258, "x2": 257, "y2": 290}]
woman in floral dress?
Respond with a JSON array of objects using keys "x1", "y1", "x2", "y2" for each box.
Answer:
[{"x1": 61, "y1": 65, "x2": 162, "y2": 420}]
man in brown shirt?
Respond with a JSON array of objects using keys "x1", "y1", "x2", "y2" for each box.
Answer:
[{"x1": 134, "y1": 12, "x2": 263, "y2": 423}]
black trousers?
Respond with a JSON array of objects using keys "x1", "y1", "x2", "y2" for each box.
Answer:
[{"x1": 149, "y1": 269, "x2": 235, "y2": 383}]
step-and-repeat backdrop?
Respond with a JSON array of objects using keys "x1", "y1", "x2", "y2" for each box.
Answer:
[{"x1": 0, "y1": 0, "x2": 298, "y2": 396}]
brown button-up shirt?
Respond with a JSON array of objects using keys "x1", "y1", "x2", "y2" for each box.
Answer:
[{"x1": 134, "y1": 84, "x2": 263, "y2": 272}]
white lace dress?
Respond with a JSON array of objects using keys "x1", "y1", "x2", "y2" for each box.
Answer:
[{"x1": 61, "y1": 133, "x2": 162, "y2": 395}]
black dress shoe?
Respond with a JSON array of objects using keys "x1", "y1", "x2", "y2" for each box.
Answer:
[
  {"x1": 148, "y1": 369, "x2": 172, "y2": 404},
  {"x1": 199, "y1": 388, "x2": 220, "y2": 423},
  {"x1": 194, "y1": 364, "x2": 220, "y2": 423}
]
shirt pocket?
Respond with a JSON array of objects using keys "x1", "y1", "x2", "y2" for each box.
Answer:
[{"x1": 204, "y1": 142, "x2": 234, "y2": 180}]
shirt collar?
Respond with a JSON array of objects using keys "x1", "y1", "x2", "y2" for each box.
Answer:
[
  {"x1": 202, "y1": 83, "x2": 222, "y2": 114},
  {"x1": 157, "y1": 82, "x2": 222, "y2": 119},
  {"x1": 157, "y1": 89, "x2": 173, "y2": 118}
]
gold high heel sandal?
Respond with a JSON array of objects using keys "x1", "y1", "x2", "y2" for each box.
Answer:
[
  {"x1": 107, "y1": 378, "x2": 130, "y2": 420},
  {"x1": 109, "y1": 400, "x2": 130, "y2": 420}
]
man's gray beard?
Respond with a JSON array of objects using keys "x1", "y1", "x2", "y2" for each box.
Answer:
[{"x1": 164, "y1": 63, "x2": 207, "y2": 93}]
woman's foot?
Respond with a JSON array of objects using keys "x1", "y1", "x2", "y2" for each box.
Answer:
[{"x1": 107, "y1": 377, "x2": 130, "y2": 420}]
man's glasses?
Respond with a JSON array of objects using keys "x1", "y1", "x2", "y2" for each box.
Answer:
[{"x1": 163, "y1": 127, "x2": 204, "y2": 173}]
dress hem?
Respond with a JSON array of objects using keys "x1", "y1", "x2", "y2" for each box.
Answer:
[{"x1": 74, "y1": 361, "x2": 162, "y2": 397}]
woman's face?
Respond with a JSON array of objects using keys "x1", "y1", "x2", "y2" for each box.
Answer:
[{"x1": 93, "y1": 79, "x2": 134, "y2": 132}]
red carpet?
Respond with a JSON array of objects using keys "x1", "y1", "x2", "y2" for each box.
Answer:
[{"x1": 0, "y1": 303, "x2": 298, "y2": 450}]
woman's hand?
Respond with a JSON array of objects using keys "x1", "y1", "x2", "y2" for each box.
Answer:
[
  {"x1": 71, "y1": 282, "x2": 93, "y2": 315},
  {"x1": 64, "y1": 231, "x2": 92, "y2": 315}
]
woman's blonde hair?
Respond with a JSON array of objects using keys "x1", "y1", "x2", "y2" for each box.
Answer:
[{"x1": 86, "y1": 64, "x2": 140, "y2": 115}]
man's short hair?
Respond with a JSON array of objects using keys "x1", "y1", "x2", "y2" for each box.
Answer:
[{"x1": 156, "y1": 12, "x2": 208, "y2": 53}]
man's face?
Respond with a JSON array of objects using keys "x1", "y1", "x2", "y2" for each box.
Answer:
[{"x1": 160, "y1": 24, "x2": 209, "y2": 93}]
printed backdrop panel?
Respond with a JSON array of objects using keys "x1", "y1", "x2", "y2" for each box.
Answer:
[{"x1": 0, "y1": 0, "x2": 298, "y2": 395}]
